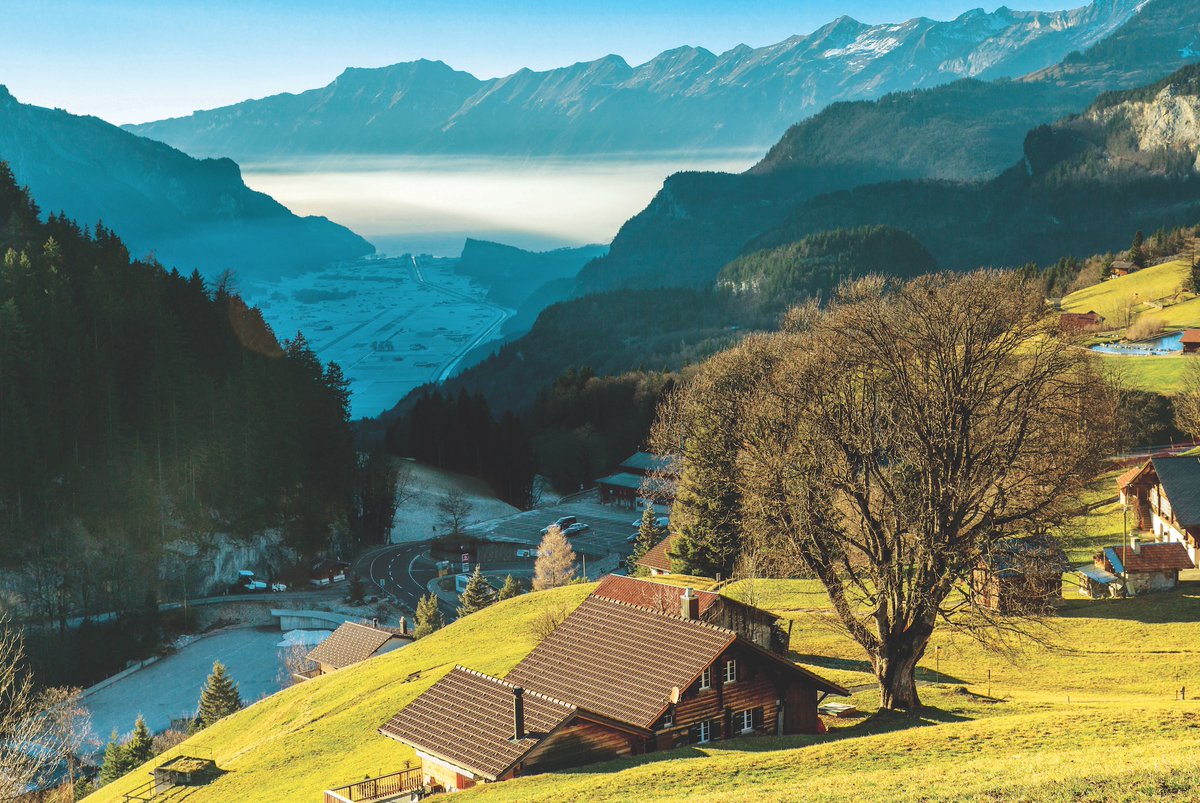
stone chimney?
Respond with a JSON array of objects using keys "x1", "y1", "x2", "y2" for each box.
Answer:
[
  {"x1": 512, "y1": 686, "x2": 525, "y2": 740},
  {"x1": 1131, "y1": 535, "x2": 1141, "y2": 554},
  {"x1": 681, "y1": 587, "x2": 700, "y2": 620}
]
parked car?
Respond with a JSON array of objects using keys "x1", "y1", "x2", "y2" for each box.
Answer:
[
  {"x1": 236, "y1": 570, "x2": 287, "y2": 593},
  {"x1": 630, "y1": 516, "x2": 671, "y2": 529},
  {"x1": 540, "y1": 515, "x2": 577, "y2": 535},
  {"x1": 563, "y1": 522, "x2": 590, "y2": 536}
]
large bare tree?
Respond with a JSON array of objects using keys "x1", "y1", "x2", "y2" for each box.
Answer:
[{"x1": 654, "y1": 271, "x2": 1110, "y2": 710}]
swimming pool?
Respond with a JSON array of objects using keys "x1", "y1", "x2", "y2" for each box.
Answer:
[{"x1": 1090, "y1": 331, "x2": 1184, "y2": 355}]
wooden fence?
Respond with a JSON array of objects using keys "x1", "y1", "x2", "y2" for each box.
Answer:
[{"x1": 323, "y1": 767, "x2": 424, "y2": 802}]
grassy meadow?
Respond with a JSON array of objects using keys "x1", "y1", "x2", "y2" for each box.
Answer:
[{"x1": 85, "y1": 479, "x2": 1200, "y2": 802}]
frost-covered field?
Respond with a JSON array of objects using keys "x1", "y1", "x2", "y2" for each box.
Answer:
[{"x1": 244, "y1": 256, "x2": 510, "y2": 419}]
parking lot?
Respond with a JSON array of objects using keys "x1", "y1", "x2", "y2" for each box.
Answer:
[{"x1": 466, "y1": 493, "x2": 646, "y2": 563}]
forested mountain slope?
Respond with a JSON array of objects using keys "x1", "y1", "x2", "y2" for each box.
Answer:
[
  {"x1": 0, "y1": 87, "x2": 373, "y2": 281},
  {"x1": 0, "y1": 162, "x2": 356, "y2": 683},
  {"x1": 577, "y1": 0, "x2": 1200, "y2": 292}
]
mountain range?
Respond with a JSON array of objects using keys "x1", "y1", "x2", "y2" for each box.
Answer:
[
  {"x1": 126, "y1": 0, "x2": 1146, "y2": 161},
  {"x1": 0, "y1": 86, "x2": 373, "y2": 281},
  {"x1": 577, "y1": 0, "x2": 1200, "y2": 292}
]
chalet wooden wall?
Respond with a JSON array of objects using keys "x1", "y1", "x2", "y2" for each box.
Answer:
[{"x1": 522, "y1": 720, "x2": 636, "y2": 775}]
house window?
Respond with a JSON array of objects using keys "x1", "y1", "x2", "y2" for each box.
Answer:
[
  {"x1": 661, "y1": 707, "x2": 674, "y2": 728},
  {"x1": 723, "y1": 659, "x2": 738, "y2": 684},
  {"x1": 699, "y1": 667, "x2": 712, "y2": 690},
  {"x1": 735, "y1": 710, "x2": 753, "y2": 733},
  {"x1": 697, "y1": 719, "x2": 711, "y2": 743}
]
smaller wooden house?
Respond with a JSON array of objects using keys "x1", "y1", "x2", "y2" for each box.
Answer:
[
  {"x1": 1095, "y1": 538, "x2": 1194, "y2": 595},
  {"x1": 1059, "y1": 311, "x2": 1104, "y2": 335},
  {"x1": 300, "y1": 621, "x2": 410, "y2": 681},
  {"x1": 594, "y1": 575, "x2": 786, "y2": 652},
  {"x1": 1183, "y1": 330, "x2": 1200, "y2": 353},
  {"x1": 1110, "y1": 259, "x2": 1136, "y2": 277},
  {"x1": 637, "y1": 533, "x2": 680, "y2": 576},
  {"x1": 971, "y1": 535, "x2": 1069, "y2": 614}
]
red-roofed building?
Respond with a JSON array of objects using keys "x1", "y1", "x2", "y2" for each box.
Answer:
[
  {"x1": 1095, "y1": 538, "x2": 1195, "y2": 595},
  {"x1": 1182, "y1": 329, "x2": 1200, "y2": 353},
  {"x1": 637, "y1": 533, "x2": 679, "y2": 576},
  {"x1": 1059, "y1": 311, "x2": 1104, "y2": 335},
  {"x1": 593, "y1": 575, "x2": 784, "y2": 651}
]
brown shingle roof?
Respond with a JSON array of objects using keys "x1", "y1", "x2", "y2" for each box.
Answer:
[
  {"x1": 379, "y1": 667, "x2": 576, "y2": 781},
  {"x1": 637, "y1": 533, "x2": 678, "y2": 573},
  {"x1": 505, "y1": 596, "x2": 735, "y2": 729},
  {"x1": 1117, "y1": 462, "x2": 1151, "y2": 491},
  {"x1": 1183, "y1": 330, "x2": 1200, "y2": 345},
  {"x1": 305, "y1": 621, "x2": 397, "y2": 670},
  {"x1": 1104, "y1": 542, "x2": 1195, "y2": 574},
  {"x1": 594, "y1": 574, "x2": 721, "y2": 616}
]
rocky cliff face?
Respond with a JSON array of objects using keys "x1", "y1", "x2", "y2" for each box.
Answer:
[{"x1": 1095, "y1": 85, "x2": 1200, "y2": 168}]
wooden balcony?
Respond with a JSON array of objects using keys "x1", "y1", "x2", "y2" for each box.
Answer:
[{"x1": 323, "y1": 768, "x2": 425, "y2": 802}]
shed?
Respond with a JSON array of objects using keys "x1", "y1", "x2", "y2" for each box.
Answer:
[
  {"x1": 1110, "y1": 260, "x2": 1136, "y2": 277},
  {"x1": 971, "y1": 535, "x2": 1069, "y2": 614},
  {"x1": 1076, "y1": 564, "x2": 1123, "y2": 599},
  {"x1": 1183, "y1": 330, "x2": 1200, "y2": 354},
  {"x1": 1095, "y1": 539, "x2": 1194, "y2": 595}
]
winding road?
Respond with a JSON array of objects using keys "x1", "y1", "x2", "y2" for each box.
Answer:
[{"x1": 357, "y1": 542, "x2": 453, "y2": 619}]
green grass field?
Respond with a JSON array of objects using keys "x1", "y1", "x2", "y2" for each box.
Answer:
[
  {"x1": 1061, "y1": 259, "x2": 1195, "y2": 325},
  {"x1": 85, "y1": 491, "x2": 1200, "y2": 802}
]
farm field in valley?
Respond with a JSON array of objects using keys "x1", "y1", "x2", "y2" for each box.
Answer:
[{"x1": 243, "y1": 256, "x2": 510, "y2": 419}]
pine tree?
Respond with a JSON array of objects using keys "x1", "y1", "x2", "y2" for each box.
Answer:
[
  {"x1": 628, "y1": 503, "x2": 665, "y2": 574},
  {"x1": 125, "y1": 714, "x2": 155, "y2": 768},
  {"x1": 533, "y1": 526, "x2": 577, "y2": 591},
  {"x1": 196, "y1": 661, "x2": 242, "y2": 729},
  {"x1": 348, "y1": 572, "x2": 365, "y2": 604},
  {"x1": 98, "y1": 730, "x2": 130, "y2": 786},
  {"x1": 498, "y1": 574, "x2": 522, "y2": 600},
  {"x1": 413, "y1": 593, "x2": 445, "y2": 639},
  {"x1": 457, "y1": 565, "x2": 494, "y2": 618}
]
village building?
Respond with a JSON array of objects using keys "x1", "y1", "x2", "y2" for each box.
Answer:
[
  {"x1": 971, "y1": 535, "x2": 1069, "y2": 614},
  {"x1": 597, "y1": 451, "x2": 677, "y2": 509},
  {"x1": 637, "y1": 533, "x2": 679, "y2": 576},
  {"x1": 593, "y1": 575, "x2": 786, "y2": 652},
  {"x1": 1119, "y1": 456, "x2": 1200, "y2": 561},
  {"x1": 1109, "y1": 259, "x2": 1136, "y2": 277},
  {"x1": 1058, "y1": 311, "x2": 1104, "y2": 335},
  {"x1": 298, "y1": 621, "x2": 410, "y2": 681},
  {"x1": 1094, "y1": 538, "x2": 1194, "y2": 595},
  {"x1": 378, "y1": 591, "x2": 847, "y2": 791},
  {"x1": 1183, "y1": 329, "x2": 1200, "y2": 353}
]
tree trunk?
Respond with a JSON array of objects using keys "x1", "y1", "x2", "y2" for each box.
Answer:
[{"x1": 874, "y1": 637, "x2": 927, "y2": 711}]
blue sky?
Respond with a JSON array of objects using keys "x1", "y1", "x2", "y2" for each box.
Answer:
[{"x1": 2, "y1": 0, "x2": 1074, "y2": 124}]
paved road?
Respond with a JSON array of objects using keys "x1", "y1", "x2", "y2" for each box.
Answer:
[{"x1": 357, "y1": 495, "x2": 642, "y2": 620}]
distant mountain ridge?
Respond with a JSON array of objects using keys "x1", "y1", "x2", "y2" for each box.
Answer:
[
  {"x1": 127, "y1": 0, "x2": 1144, "y2": 160},
  {"x1": 0, "y1": 86, "x2": 373, "y2": 281},
  {"x1": 577, "y1": 0, "x2": 1200, "y2": 293}
]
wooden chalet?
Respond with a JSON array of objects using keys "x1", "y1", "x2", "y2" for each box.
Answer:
[
  {"x1": 1095, "y1": 537, "x2": 1194, "y2": 595},
  {"x1": 1110, "y1": 259, "x2": 1136, "y2": 277},
  {"x1": 1120, "y1": 456, "x2": 1200, "y2": 561},
  {"x1": 593, "y1": 574, "x2": 786, "y2": 652},
  {"x1": 971, "y1": 535, "x2": 1069, "y2": 614},
  {"x1": 378, "y1": 592, "x2": 847, "y2": 791},
  {"x1": 637, "y1": 533, "x2": 679, "y2": 576},
  {"x1": 299, "y1": 621, "x2": 410, "y2": 681},
  {"x1": 1059, "y1": 311, "x2": 1105, "y2": 335},
  {"x1": 1183, "y1": 329, "x2": 1200, "y2": 353}
]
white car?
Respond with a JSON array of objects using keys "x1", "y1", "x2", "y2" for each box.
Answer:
[{"x1": 236, "y1": 570, "x2": 286, "y2": 593}]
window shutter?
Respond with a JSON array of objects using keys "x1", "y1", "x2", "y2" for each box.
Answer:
[
  {"x1": 752, "y1": 707, "x2": 764, "y2": 729},
  {"x1": 689, "y1": 723, "x2": 701, "y2": 743}
]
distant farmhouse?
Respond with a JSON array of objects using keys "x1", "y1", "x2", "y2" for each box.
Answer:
[
  {"x1": 296, "y1": 621, "x2": 410, "y2": 682},
  {"x1": 971, "y1": 535, "x2": 1069, "y2": 614},
  {"x1": 597, "y1": 451, "x2": 677, "y2": 509},
  {"x1": 1058, "y1": 310, "x2": 1104, "y2": 335},
  {"x1": 1109, "y1": 259, "x2": 1137, "y2": 277},
  {"x1": 637, "y1": 532, "x2": 680, "y2": 577},
  {"x1": 378, "y1": 584, "x2": 847, "y2": 792},
  {"x1": 1093, "y1": 538, "x2": 1194, "y2": 595},
  {"x1": 1119, "y1": 456, "x2": 1200, "y2": 562}
]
